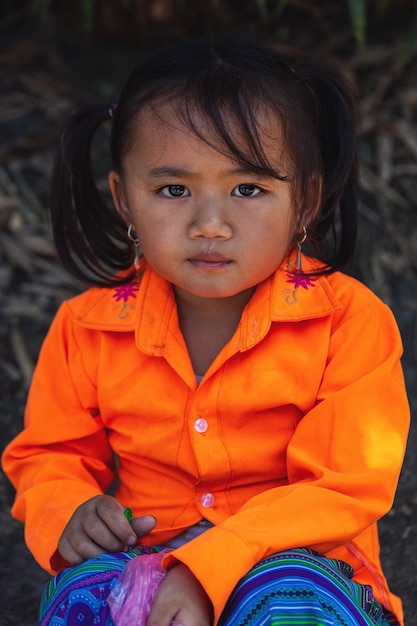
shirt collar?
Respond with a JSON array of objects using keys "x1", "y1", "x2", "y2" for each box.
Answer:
[{"x1": 74, "y1": 255, "x2": 342, "y2": 350}]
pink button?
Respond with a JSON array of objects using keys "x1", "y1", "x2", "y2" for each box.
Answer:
[
  {"x1": 200, "y1": 493, "x2": 214, "y2": 508},
  {"x1": 194, "y1": 418, "x2": 208, "y2": 433}
]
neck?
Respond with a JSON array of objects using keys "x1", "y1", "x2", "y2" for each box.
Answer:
[{"x1": 174, "y1": 287, "x2": 256, "y2": 377}]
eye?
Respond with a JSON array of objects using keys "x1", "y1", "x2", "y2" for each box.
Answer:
[
  {"x1": 232, "y1": 184, "x2": 263, "y2": 198},
  {"x1": 159, "y1": 185, "x2": 190, "y2": 197}
]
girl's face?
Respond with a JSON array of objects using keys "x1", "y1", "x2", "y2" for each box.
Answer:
[{"x1": 110, "y1": 104, "x2": 300, "y2": 309}]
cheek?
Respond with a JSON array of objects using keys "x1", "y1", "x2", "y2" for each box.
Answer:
[
  {"x1": 262, "y1": 226, "x2": 296, "y2": 267},
  {"x1": 253, "y1": 214, "x2": 295, "y2": 250},
  {"x1": 137, "y1": 223, "x2": 177, "y2": 263},
  {"x1": 134, "y1": 213, "x2": 168, "y2": 241}
]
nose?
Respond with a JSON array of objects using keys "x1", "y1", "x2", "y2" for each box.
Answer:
[{"x1": 188, "y1": 195, "x2": 233, "y2": 239}]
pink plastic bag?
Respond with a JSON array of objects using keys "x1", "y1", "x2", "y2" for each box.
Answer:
[{"x1": 108, "y1": 549, "x2": 182, "y2": 626}]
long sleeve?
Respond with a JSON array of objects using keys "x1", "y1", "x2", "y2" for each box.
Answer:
[
  {"x1": 166, "y1": 297, "x2": 409, "y2": 621},
  {"x1": 2, "y1": 301, "x2": 117, "y2": 570}
]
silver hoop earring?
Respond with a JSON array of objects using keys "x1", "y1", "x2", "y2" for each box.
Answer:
[
  {"x1": 127, "y1": 223, "x2": 141, "y2": 272},
  {"x1": 296, "y1": 226, "x2": 307, "y2": 272}
]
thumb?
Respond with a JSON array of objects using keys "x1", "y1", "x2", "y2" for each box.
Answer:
[{"x1": 131, "y1": 514, "x2": 157, "y2": 538}]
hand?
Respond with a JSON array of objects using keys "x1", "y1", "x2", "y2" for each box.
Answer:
[
  {"x1": 56, "y1": 495, "x2": 156, "y2": 565},
  {"x1": 147, "y1": 563, "x2": 213, "y2": 626}
]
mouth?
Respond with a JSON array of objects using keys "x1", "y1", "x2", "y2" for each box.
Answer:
[{"x1": 188, "y1": 251, "x2": 233, "y2": 269}]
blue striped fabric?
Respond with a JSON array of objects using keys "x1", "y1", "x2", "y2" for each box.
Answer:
[{"x1": 219, "y1": 549, "x2": 399, "y2": 626}]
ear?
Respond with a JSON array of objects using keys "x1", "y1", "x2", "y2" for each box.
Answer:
[{"x1": 108, "y1": 170, "x2": 131, "y2": 225}]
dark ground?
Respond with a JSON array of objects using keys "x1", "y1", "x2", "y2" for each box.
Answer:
[{"x1": 0, "y1": 3, "x2": 417, "y2": 625}]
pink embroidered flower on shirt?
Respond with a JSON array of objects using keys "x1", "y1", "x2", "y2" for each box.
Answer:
[
  {"x1": 285, "y1": 270, "x2": 316, "y2": 291},
  {"x1": 113, "y1": 282, "x2": 140, "y2": 302},
  {"x1": 282, "y1": 268, "x2": 316, "y2": 305},
  {"x1": 113, "y1": 282, "x2": 140, "y2": 319}
]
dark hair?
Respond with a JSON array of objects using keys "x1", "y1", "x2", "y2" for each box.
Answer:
[{"x1": 50, "y1": 35, "x2": 358, "y2": 285}]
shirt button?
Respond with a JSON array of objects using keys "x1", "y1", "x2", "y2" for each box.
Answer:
[
  {"x1": 200, "y1": 493, "x2": 214, "y2": 508},
  {"x1": 194, "y1": 418, "x2": 208, "y2": 434}
]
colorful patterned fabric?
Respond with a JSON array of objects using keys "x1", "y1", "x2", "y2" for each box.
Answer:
[
  {"x1": 38, "y1": 547, "x2": 400, "y2": 626},
  {"x1": 39, "y1": 546, "x2": 157, "y2": 626},
  {"x1": 219, "y1": 549, "x2": 399, "y2": 626}
]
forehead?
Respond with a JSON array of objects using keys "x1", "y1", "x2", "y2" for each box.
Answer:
[{"x1": 128, "y1": 99, "x2": 289, "y2": 169}]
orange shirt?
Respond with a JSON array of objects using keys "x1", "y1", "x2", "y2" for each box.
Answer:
[{"x1": 2, "y1": 257, "x2": 409, "y2": 624}]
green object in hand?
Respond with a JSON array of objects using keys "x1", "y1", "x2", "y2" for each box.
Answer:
[{"x1": 123, "y1": 507, "x2": 133, "y2": 522}]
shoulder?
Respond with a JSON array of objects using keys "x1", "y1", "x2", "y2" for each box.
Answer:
[
  {"x1": 321, "y1": 270, "x2": 385, "y2": 310},
  {"x1": 56, "y1": 279, "x2": 142, "y2": 331},
  {"x1": 63, "y1": 284, "x2": 110, "y2": 313},
  {"x1": 320, "y1": 270, "x2": 395, "y2": 324},
  {"x1": 318, "y1": 270, "x2": 402, "y2": 346}
]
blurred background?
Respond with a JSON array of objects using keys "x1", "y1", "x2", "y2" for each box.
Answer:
[{"x1": 0, "y1": 1, "x2": 416, "y2": 624}]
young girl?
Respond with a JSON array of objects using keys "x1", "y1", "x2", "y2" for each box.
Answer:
[{"x1": 2, "y1": 36, "x2": 410, "y2": 626}]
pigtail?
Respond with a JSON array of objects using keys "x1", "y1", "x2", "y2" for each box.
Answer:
[
  {"x1": 295, "y1": 63, "x2": 359, "y2": 271},
  {"x1": 50, "y1": 106, "x2": 132, "y2": 285}
]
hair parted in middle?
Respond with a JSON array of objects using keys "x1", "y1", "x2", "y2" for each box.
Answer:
[{"x1": 50, "y1": 35, "x2": 358, "y2": 286}]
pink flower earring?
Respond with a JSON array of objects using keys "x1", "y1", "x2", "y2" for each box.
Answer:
[
  {"x1": 127, "y1": 223, "x2": 141, "y2": 272},
  {"x1": 284, "y1": 225, "x2": 316, "y2": 297}
]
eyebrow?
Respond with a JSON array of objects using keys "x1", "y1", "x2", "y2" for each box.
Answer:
[
  {"x1": 148, "y1": 166, "x2": 196, "y2": 179},
  {"x1": 147, "y1": 165, "x2": 277, "y2": 179}
]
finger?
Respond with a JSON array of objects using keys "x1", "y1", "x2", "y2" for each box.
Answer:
[
  {"x1": 147, "y1": 604, "x2": 179, "y2": 626},
  {"x1": 58, "y1": 532, "x2": 106, "y2": 564},
  {"x1": 83, "y1": 516, "x2": 134, "y2": 551},
  {"x1": 131, "y1": 514, "x2": 157, "y2": 538},
  {"x1": 94, "y1": 497, "x2": 138, "y2": 546}
]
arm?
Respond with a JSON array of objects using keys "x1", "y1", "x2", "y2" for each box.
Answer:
[
  {"x1": 2, "y1": 301, "x2": 117, "y2": 571},
  {"x1": 165, "y1": 299, "x2": 410, "y2": 621}
]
